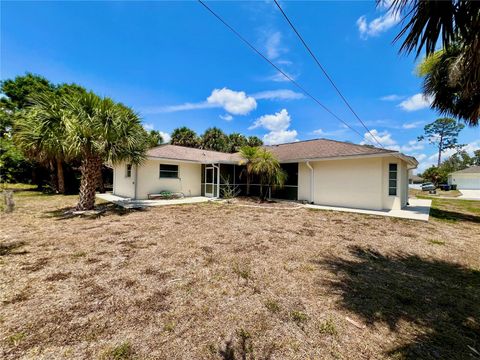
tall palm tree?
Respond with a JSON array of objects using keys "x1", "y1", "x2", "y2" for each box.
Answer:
[
  {"x1": 170, "y1": 126, "x2": 199, "y2": 148},
  {"x1": 250, "y1": 148, "x2": 286, "y2": 201},
  {"x1": 239, "y1": 145, "x2": 259, "y2": 196},
  {"x1": 200, "y1": 127, "x2": 229, "y2": 152},
  {"x1": 15, "y1": 92, "x2": 69, "y2": 193},
  {"x1": 389, "y1": 0, "x2": 479, "y2": 125},
  {"x1": 417, "y1": 45, "x2": 479, "y2": 126},
  {"x1": 227, "y1": 132, "x2": 247, "y2": 153},
  {"x1": 66, "y1": 92, "x2": 148, "y2": 210}
]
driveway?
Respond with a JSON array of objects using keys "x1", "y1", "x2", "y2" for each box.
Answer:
[{"x1": 459, "y1": 189, "x2": 480, "y2": 200}]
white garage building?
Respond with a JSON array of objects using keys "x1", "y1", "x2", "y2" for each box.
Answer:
[{"x1": 448, "y1": 166, "x2": 480, "y2": 190}]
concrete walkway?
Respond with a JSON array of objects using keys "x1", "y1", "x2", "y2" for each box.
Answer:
[
  {"x1": 459, "y1": 190, "x2": 480, "y2": 201},
  {"x1": 96, "y1": 193, "x2": 213, "y2": 208},
  {"x1": 305, "y1": 198, "x2": 431, "y2": 221}
]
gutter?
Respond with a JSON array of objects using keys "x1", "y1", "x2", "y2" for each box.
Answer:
[{"x1": 306, "y1": 161, "x2": 314, "y2": 204}]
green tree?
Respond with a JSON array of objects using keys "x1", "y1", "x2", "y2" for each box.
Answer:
[
  {"x1": 200, "y1": 127, "x2": 229, "y2": 152},
  {"x1": 15, "y1": 92, "x2": 70, "y2": 193},
  {"x1": 421, "y1": 166, "x2": 448, "y2": 185},
  {"x1": 390, "y1": 0, "x2": 479, "y2": 108},
  {"x1": 417, "y1": 45, "x2": 479, "y2": 126},
  {"x1": 146, "y1": 130, "x2": 164, "y2": 148},
  {"x1": 66, "y1": 92, "x2": 148, "y2": 210},
  {"x1": 0, "y1": 73, "x2": 54, "y2": 111},
  {"x1": 250, "y1": 148, "x2": 286, "y2": 201},
  {"x1": 472, "y1": 150, "x2": 480, "y2": 166},
  {"x1": 227, "y1": 133, "x2": 247, "y2": 153},
  {"x1": 170, "y1": 126, "x2": 199, "y2": 148},
  {"x1": 440, "y1": 150, "x2": 472, "y2": 174},
  {"x1": 239, "y1": 146, "x2": 259, "y2": 195},
  {"x1": 418, "y1": 118, "x2": 464, "y2": 167},
  {"x1": 246, "y1": 136, "x2": 263, "y2": 147}
]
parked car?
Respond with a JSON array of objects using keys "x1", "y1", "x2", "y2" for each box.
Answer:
[
  {"x1": 438, "y1": 184, "x2": 451, "y2": 191},
  {"x1": 421, "y1": 182, "x2": 436, "y2": 191}
]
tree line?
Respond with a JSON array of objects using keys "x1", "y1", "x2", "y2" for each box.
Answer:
[{"x1": 169, "y1": 126, "x2": 262, "y2": 153}]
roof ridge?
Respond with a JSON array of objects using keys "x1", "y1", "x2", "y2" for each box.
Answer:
[{"x1": 265, "y1": 137, "x2": 393, "y2": 152}]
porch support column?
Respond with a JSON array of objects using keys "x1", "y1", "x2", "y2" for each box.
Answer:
[{"x1": 306, "y1": 161, "x2": 314, "y2": 204}]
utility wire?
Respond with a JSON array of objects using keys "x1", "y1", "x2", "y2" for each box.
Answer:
[
  {"x1": 273, "y1": 0, "x2": 384, "y2": 148},
  {"x1": 198, "y1": 0, "x2": 379, "y2": 146}
]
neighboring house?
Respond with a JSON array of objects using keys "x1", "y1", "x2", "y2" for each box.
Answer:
[
  {"x1": 448, "y1": 166, "x2": 480, "y2": 190},
  {"x1": 112, "y1": 138, "x2": 418, "y2": 211},
  {"x1": 409, "y1": 174, "x2": 424, "y2": 185}
]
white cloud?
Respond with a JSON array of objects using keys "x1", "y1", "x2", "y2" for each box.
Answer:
[
  {"x1": 380, "y1": 94, "x2": 403, "y2": 101},
  {"x1": 311, "y1": 128, "x2": 348, "y2": 137},
  {"x1": 264, "y1": 31, "x2": 284, "y2": 60},
  {"x1": 159, "y1": 131, "x2": 171, "y2": 143},
  {"x1": 357, "y1": 9, "x2": 400, "y2": 39},
  {"x1": 143, "y1": 123, "x2": 155, "y2": 131},
  {"x1": 267, "y1": 70, "x2": 296, "y2": 82},
  {"x1": 252, "y1": 89, "x2": 304, "y2": 101},
  {"x1": 398, "y1": 93, "x2": 433, "y2": 111},
  {"x1": 263, "y1": 129, "x2": 298, "y2": 145},
  {"x1": 249, "y1": 109, "x2": 298, "y2": 145},
  {"x1": 207, "y1": 88, "x2": 257, "y2": 115},
  {"x1": 360, "y1": 129, "x2": 424, "y2": 152},
  {"x1": 361, "y1": 129, "x2": 398, "y2": 148},
  {"x1": 143, "y1": 101, "x2": 216, "y2": 114},
  {"x1": 219, "y1": 114, "x2": 233, "y2": 121},
  {"x1": 402, "y1": 121, "x2": 424, "y2": 129}
]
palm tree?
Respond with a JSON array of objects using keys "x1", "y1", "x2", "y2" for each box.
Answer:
[
  {"x1": 227, "y1": 132, "x2": 247, "y2": 153},
  {"x1": 170, "y1": 126, "x2": 199, "y2": 148},
  {"x1": 251, "y1": 148, "x2": 286, "y2": 201},
  {"x1": 246, "y1": 136, "x2": 263, "y2": 147},
  {"x1": 239, "y1": 145, "x2": 259, "y2": 196},
  {"x1": 200, "y1": 127, "x2": 229, "y2": 152},
  {"x1": 146, "y1": 130, "x2": 164, "y2": 148},
  {"x1": 417, "y1": 45, "x2": 479, "y2": 126},
  {"x1": 66, "y1": 92, "x2": 148, "y2": 210},
  {"x1": 389, "y1": 0, "x2": 479, "y2": 125},
  {"x1": 15, "y1": 92, "x2": 69, "y2": 193}
]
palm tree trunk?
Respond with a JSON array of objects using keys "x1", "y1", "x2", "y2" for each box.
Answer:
[
  {"x1": 56, "y1": 158, "x2": 65, "y2": 194},
  {"x1": 95, "y1": 160, "x2": 105, "y2": 193},
  {"x1": 77, "y1": 154, "x2": 100, "y2": 210},
  {"x1": 246, "y1": 175, "x2": 250, "y2": 195}
]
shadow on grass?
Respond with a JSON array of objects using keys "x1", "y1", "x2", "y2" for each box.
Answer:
[
  {"x1": 429, "y1": 207, "x2": 480, "y2": 223},
  {"x1": 318, "y1": 246, "x2": 480, "y2": 359},
  {"x1": 44, "y1": 204, "x2": 148, "y2": 220},
  {"x1": 0, "y1": 241, "x2": 27, "y2": 256}
]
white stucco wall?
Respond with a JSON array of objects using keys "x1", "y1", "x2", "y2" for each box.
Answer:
[
  {"x1": 113, "y1": 162, "x2": 136, "y2": 198},
  {"x1": 135, "y1": 160, "x2": 202, "y2": 199},
  {"x1": 113, "y1": 160, "x2": 202, "y2": 199},
  {"x1": 297, "y1": 156, "x2": 410, "y2": 210}
]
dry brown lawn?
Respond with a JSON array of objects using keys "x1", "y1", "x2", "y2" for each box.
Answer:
[{"x1": 1, "y1": 190, "x2": 479, "y2": 359}]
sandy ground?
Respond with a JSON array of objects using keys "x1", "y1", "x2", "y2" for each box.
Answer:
[{"x1": 1, "y1": 191, "x2": 479, "y2": 359}]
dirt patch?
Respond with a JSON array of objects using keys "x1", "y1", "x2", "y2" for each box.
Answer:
[{"x1": 0, "y1": 191, "x2": 479, "y2": 359}]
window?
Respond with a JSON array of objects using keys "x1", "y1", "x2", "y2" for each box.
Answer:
[
  {"x1": 388, "y1": 163, "x2": 397, "y2": 196},
  {"x1": 160, "y1": 164, "x2": 179, "y2": 178},
  {"x1": 126, "y1": 164, "x2": 132, "y2": 178}
]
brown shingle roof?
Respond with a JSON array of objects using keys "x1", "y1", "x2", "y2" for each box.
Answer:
[
  {"x1": 451, "y1": 165, "x2": 480, "y2": 174},
  {"x1": 147, "y1": 144, "x2": 234, "y2": 163},
  {"x1": 264, "y1": 138, "x2": 396, "y2": 162},
  {"x1": 147, "y1": 139, "x2": 399, "y2": 164}
]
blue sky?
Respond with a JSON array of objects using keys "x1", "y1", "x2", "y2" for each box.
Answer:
[{"x1": 2, "y1": 1, "x2": 478, "y2": 173}]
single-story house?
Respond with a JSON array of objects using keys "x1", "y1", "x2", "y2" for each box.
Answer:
[
  {"x1": 112, "y1": 138, "x2": 418, "y2": 211},
  {"x1": 448, "y1": 166, "x2": 480, "y2": 189}
]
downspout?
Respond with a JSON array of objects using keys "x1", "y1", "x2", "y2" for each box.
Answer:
[
  {"x1": 212, "y1": 163, "x2": 220, "y2": 198},
  {"x1": 134, "y1": 164, "x2": 138, "y2": 200},
  {"x1": 306, "y1": 161, "x2": 314, "y2": 204}
]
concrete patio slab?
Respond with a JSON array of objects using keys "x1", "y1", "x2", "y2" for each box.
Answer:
[
  {"x1": 459, "y1": 190, "x2": 480, "y2": 201},
  {"x1": 96, "y1": 193, "x2": 213, "y2": 208},
  {"x1": 305, "y1": 198, "x2": 431, "y2": 221}
]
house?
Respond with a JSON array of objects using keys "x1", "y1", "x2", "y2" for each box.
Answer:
[
  {"x1": 448, "y1": 166, "x2": 480, "y2": 190},
  {"x1": 408, "y1": 174, "x2": 424, "y2": 185},
  {"x1": 112, "y1": 138, "x2": 418, "y2": 211}
]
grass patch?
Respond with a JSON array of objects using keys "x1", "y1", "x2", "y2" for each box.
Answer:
[
  {"x1": 318, "y1": 318, "x2": 338, "y2": 336},
  {"x1": 100, "y1": 342, "x2": 133, "y2": 360},
  {"x1": 232, "y1": 261, "x2": 252, "y2": 281},
  {"x1": 428, "y1": 239, "x2": 445, "y2": 246},
  {"x1": 264, "y1": 299, "x2": 281, "y2": 313},
  {"x1": 71, "y1": 251, "x2": 87, "y2": 258},
  {"x1": 290, "y1": 310, "x2": 309, "y2": 325},
  {"x1": 7, "y1": 332, "x2": 26, "y2": 346}
]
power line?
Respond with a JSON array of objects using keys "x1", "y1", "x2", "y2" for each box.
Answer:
[
  {"x1": 197, "y1": 0, "x2": 379, "y2": 146},
  {"x1": 273, "y1": 0, "x2": 384, "y2": 148}
]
